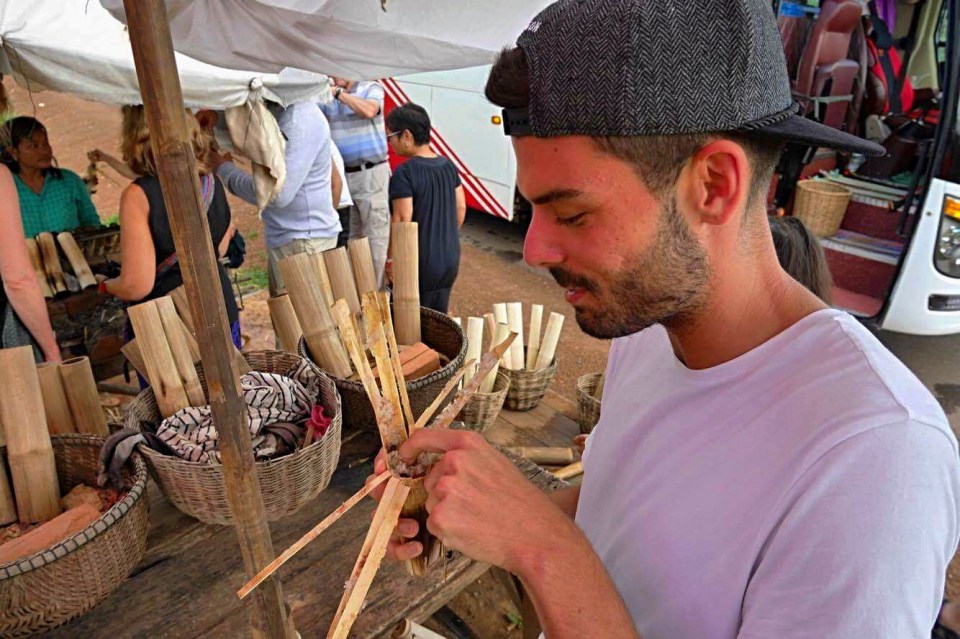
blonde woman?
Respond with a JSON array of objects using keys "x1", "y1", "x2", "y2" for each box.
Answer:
[
  {"x1": 0, "y1": 163, "x2": 60, "y2": 361},
  {"x1": 99, "y1": 105, "x2": 241, "y2": 347}
]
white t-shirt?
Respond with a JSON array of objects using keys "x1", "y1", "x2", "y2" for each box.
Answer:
[
  {"x1": 578, "y1": 310, "x2": 960, "y2": 639},
  {"x1": 331, "y1": 141, "x2": 353, "y2": 209}
]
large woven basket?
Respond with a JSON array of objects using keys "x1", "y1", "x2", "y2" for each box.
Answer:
[
  {"x1": 299, "y1": 306, "x2": 466, "y2": 432},
  {"x1": 793, "y1": 180, "x2": 851, "y2": 237},
  {"x1": 503, "y1": 359, "x2": 558, "y2": 412},
  {"x1": 576, "y1": 372, "x2": 603, "y2": 434},
  {"x1": 125, "y1": 350, "x2": 341, "y2": 526},
  {"x1": 456, "y1": 371, "x2": 510, "y2": 433},
  {"x1": 0, "y1": 434, "x2": 149, "y2": 637}
]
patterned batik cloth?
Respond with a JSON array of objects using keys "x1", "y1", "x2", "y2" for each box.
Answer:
[{"x1": 157, "y1": 360, "x2": 321, "y2": 463}]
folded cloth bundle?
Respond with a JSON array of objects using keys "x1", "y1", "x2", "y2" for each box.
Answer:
[{"x1": 156, "y1": 360, "x2": 323, "y2": 463}]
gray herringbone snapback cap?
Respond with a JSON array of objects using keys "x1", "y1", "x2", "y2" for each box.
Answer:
[{"x1": 503, "y1": 0, "x2": 885, "y2": 157}]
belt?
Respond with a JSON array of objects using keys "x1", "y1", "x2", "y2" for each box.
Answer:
[{"x1": 344, "y1": 160, "x2": 387, "y2": 174}]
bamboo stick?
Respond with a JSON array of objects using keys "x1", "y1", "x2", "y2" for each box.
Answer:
[
  {"x1": 401, "y1": 477, "x2": 434, "y2": 577},
  {"x1": 526, "y1": 304, "x2": 544, "y2": 371},
  {"x1": 267, "y1": 294, "x2": 303, "y2": 354},
  {"x1": 534, "y1": 312, "x2": 565, "y2": 370},
  {"x1": 465, "y1": 317, "x2": 484, "y2": 381},
  {"x1": 156, "y1": 297, "x2": 205, "y2": 407},
  {"x1": 412, "y1": 362, "x2": 474, "y2": 431},
  {"x1": 390, "y1": 222, "x2": 421, "y2": 345},
  {"x1": 0, "y1": 346, "x2": 61, "y2": 523},
  {"x1": 59, "y1": 356, "x2": 110, "y2": 435},
  {"x1": 56, "y1": 232, "x2": 97, "y2": 289},
  {"x1": 506, "y1": 302, "x2": 524, "y2": 372},
  {"x1": 328, "y1": 478, "x2": 410, "y2": 639},
  {"x1": 378, "y1": 291, "x2": 415, "y2": 430},
  {"x1": 330, "y1": 300, "x2": 382, "y2": 415},
  {"x1": 480, "y1": 323, "x2": 509, "y2": 393},
  {"x1": 492, "y1": 303, "x2": 512, "y2": 369},
  {"x1": 36, "y1": 362, "x2": 77, "y2": 435},
  {"x1": 0, "y1": 457, "x2": 16, "y2": 525},
  {"x1": 237, "y1": 472, "x2": 391, "y2": 600},
  {"x1": 324, "y1": 247, "x2": 361, "y2": 315},
  {"x1": 279, "y1": 252, "x2": 352, "y2": 378},
  {"x1": 25, "y1": 239, "x2": 53, "y2": 298},
  {"x1": 121, "y1": 339, "x2": 147, "y2": 378},
  {"x1": 128, "y1": 301, "x2": 190, "y2": 417},
  {"x1": 554, "y1": 460, "x2": 584, "y2": 480},
  {"x1": 348, "y1": 237, "x2": 378, "y2": 299},
  {"x1": 362, "y1": 292, "x2": 407, "y2": 445},
  {"x1": 508, "y1": 446, "x2": 577, "y2": 466},
  {"x1": 36, "y1": 232, "x2": 67, "y2": 296}
]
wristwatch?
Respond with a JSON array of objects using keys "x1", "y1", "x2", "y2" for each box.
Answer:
[{"x1": 334, "y1": 87, "x2": 343, "y2": 100}]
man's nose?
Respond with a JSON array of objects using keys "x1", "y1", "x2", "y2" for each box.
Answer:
[{"x1": 523, "y1": 210, "x2": 565, "y2": 268}]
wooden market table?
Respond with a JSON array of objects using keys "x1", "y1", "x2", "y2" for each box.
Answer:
[{"x1": 43, "y1": 392, "x2": 580, "y2": 638}]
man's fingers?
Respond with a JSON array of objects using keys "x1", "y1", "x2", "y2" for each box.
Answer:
[
  {"x1": 387, "y1": 540, "x2": 423, "y2": 562},
  {"x1": 373, "y1": 450, "x2": 388, "y2": 475},
  {"x1": 399, "y1": 428, "x2": 478, "y2": 463}
]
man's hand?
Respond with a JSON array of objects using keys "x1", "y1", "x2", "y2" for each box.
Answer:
[{"x1": 207, "y1": 149, "x2": 233, "y2": 172}]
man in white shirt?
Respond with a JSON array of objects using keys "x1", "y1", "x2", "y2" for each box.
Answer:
[{"x1": 376, "y1": 1, "x2": 960, "y2": 637}]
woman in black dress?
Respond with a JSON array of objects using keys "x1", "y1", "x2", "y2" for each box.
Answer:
[{"x1": 386, "y1": 103, "x2": 466, "y2": 314}]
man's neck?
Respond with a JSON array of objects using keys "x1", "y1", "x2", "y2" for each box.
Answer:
[{"x1": 666, "y1": 247, "x2": 828, "y2": 370}]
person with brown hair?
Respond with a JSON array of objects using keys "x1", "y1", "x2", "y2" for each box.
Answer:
[
  {"x1": 768, "y1": 214, "x2": 833, "y2": 303},
  {"x1": 98, "y1": 105, "x2": 240, "y2": 346},
  {"x1": 371, "y1": 1, "x2": 958, "y2": 638}
]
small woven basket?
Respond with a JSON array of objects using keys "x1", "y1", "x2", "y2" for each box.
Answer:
[
  {"x1": 503, "y1": 359, "x2": 558, "y2": 412},
  {"x1": 793, "y1": 180, "x2": 851, "y2": 237},
  {"x1": 576, "y1": 372, "x2": 603, "y2": 434},
  {"x1": 0, "y1": 434, "x2": 149, "y2": 637},
  {"x1": 125, "y1": 350, "x2": 341, "y2": 526},
  {"x1": 455, "y1": 371, "x2": 510, "y2": 432},
  {"x1": 299, "y1": 306, "x2": 466, "y2": 432}
]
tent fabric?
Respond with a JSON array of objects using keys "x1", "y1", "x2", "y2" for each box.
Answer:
[
  {"x1": 99, "y1": 0, "x2": 550, "y2": 80},
  {"x1": 0, "y1": 0, "x2": 331, "y2": 109}
]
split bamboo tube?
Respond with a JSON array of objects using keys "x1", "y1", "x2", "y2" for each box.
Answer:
[
  {"x1": 481, "y1": 322, "x2": 510, "y2": 393},
  {"x1": 508, "y1": 446, "x2": 576, "y2": 466},
  {"x1": 465, "y1": 317, "x2": 484, "y2": 381},
  {"x1": 128, "y1": 301, "x2": 190, "y2": 418},
  {"x1": 59, "y1": 356, "x2": 109, "y2": 435},
  {"x1": 311, "y1": 252, "x2": 336, "y2": 308},
  {"x1": 36, "y1": 362, "x2": 77, "y2": 435},
  {"x1": 348, "y1": 237, "x2": 378, "y2": 298},
  {"x1": 169, "y1": 286, "x2": 195, "y2": 335},
  {"x1": 534, "y1": 312, "x2": 565, "y2": 370},
  {"x1": 390, "y1": 222, "x2": 421, "y2": 345},
  {"x1": 526, "y1": 304, "x2": 544, "y2": 371},
  {"x1": 506, "y1": 302, "x2": 524, "y2": 371},
  {"x1": 279, "y1": 252, "x2": 352, "y2": 378},
  {"x1": 0, "y1": 457, "x2": 16, "y2": 525},
  {"x1": 36, "y1": 232, "x2": 67, "y2": 296},
  {"x1": 267, "y1": 294, "x2": 303, "y2": 354},
  {"x1": 492, "y1": 303, "x2": 512, "y2": 369},
  {"x1": 168, "y1": 288, "x2": 249, "y2": 373},
  {"x1": 156, "y1": 297, "x2": 205, "y2": 407},
  {"x1": 0, "y1": 346, "x2": 61, "y2": 523},
  {"x1": 25, "y1": 239, "x2": 53, "y2": 298},
  {"x1": 56, "y1": 232, "x2": 97, "y2": 289},
  {"x1": 324, "y1": 247, "x2": 361, "y2": 315}
]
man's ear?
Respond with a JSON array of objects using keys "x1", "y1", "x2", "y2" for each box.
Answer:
[{"x1": 676, "y1": 140, "x2": 750, "y2": 228}]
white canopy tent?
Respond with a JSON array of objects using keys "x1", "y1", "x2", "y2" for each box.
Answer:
[
  {"x1": 0, "y1": 0, "x2": 330, "y2": 109},
  {"x1": 100, "y1": 0, "x2": 548, "y2": 80}
]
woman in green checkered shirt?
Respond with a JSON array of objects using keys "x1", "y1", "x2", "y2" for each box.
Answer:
[{"x1": 2, "y1": 117, "x2": 102, "y2": 238}]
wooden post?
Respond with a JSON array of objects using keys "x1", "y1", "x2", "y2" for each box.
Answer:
[
  {"x1": 390, "y1": 222, "x2": 421, "y2": 345},
  {"x1": 36, "y1": 362, "x2": 78, "y2": 435},
  {"x1": 267, "y1": 295, "x2": 303, "y2": 354},
  {"x1": 0, "y1": 346, "x2": 61, "y2": 524},
  {"x1": 122, "y1": 2, "x2": 295, "y2": 637},
  {"x1": 59, "y1": 357, "x2": 109, "y2": 436}
]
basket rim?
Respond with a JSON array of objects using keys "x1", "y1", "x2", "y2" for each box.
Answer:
[
  {"x1": 0, "y1": 433, "x2": 149, "y2": 580},
  {"x1": 466, "y1": 370, "x2": 511, "y2": 399},
  {"x1": 576, "y1": 372, "x2": 603, "y2": 407},
  {"x1": 300, "y1": 305, "x2": 467, "y2": 392},
  {"x1": 797, "y1": 179, "x2": 850, "y2": 196},
  {"x1": 503, "y1": 357, "x2": 558, "y2": 377}
]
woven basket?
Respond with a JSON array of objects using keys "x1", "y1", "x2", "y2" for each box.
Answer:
[
  {"x1": 503, "y1": 359, "x2": 558, "y2": 412},
  {"x1": 299, "y1": 306, "x2": 466, "y2": 432},
  {"x1": 793, "y1": 180, "x2": 851, "y2": 237},
  {"x1": 125, "y1": 350, "x2": 342, "y2": 526},
  {"x1": 455, "y1": 371, "x2": 510, "y2": 432},
  {"x1": 0, "y1": 434, "x2": 149, "y2": 637},
  {"x1": 576, "y1": 372, "x2": 603, "y2": 434}
]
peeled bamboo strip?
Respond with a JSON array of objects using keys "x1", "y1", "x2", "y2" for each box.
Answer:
[
  {"x1": 267, "y1": 294, "x2": 303, "y2": 354},
  {"x1": 59, "y1": 356, "x2": 109, "y2": 435},
  {"x1": 0, "y1": 346, "x2": 61, "y2": 524},
  {"x1": 362, "y1": 292, "x2": 407, "y2": 444},
  {"x1": 378, "y1": 291, "x2": 415, "y2": 430}
]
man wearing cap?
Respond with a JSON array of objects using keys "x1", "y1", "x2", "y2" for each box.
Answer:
[{"x1": 373, "y1": 1, "x2": 960, "y2": 637}]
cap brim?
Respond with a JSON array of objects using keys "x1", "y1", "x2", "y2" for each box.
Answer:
[{"x1": 745, "y1": 114, "x2": 886, "y2": 157}]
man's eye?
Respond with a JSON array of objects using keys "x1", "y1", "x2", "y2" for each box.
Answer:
[{"x1": 558, "y1": 212, "x2": 586, "y2": 227}]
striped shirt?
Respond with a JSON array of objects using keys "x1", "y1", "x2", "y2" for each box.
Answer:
[
  {"x1": 14, "y1": 169, "x2": 101, "y2": 238},
  {"x1": 320, "y1": 82, "x2": 388, "y2": 168}
]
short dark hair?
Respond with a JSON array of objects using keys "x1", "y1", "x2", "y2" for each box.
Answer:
[
  {"x1": 1, "y1": 116, "x2": 61, "y2": 178},
  {"x1": 386, "y1": 103, "x2": 432, "y2": 146},
  {"x1": 769, "y1": 215, "x2": 833, "y2": 303},
  {"x1": 485, "y1": 47, "x2": 782, "y2": 206}
]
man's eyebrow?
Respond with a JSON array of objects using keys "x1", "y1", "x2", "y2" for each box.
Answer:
[{"x1": 527, "y1": 188, "x2": 585, "y2": 206}]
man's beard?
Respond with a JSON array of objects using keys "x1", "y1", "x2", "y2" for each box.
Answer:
[{"x1": 550, "y1": 197, "x2": 710, "y2": 339}]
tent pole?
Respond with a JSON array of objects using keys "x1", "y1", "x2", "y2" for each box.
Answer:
[{"x1": 121, "y1": 1, "x2": 295, "y2": 637}]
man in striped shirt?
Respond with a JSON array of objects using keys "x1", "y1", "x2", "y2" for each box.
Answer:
[{"x1": 321, "y1": 78, "x2": 391, "y2": 288}]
